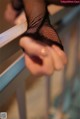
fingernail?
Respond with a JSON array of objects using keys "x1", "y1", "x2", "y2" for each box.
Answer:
[{"x1": 41, "y1": 48, "x2": 48, "y2": 56}]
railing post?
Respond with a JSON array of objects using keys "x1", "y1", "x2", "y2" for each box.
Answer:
[
  {"x1": 45, "y1": 76, "x2": 51, "y2": 119},
  {"x1": 16, "y1": 79, "x2": 27, "y2": 119}
]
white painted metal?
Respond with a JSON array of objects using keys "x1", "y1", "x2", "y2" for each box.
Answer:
[{"x1": 0, "y1": 21, "x2": 27, "y2": 48}]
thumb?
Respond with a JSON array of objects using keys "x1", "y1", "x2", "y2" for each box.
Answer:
[{"x1": 19, "y1": 37, "x2": 48, "y2": 57}]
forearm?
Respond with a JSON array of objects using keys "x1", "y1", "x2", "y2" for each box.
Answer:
[
  {"x1": 11, "y1": 0, "x2": 47, "y2": 33},
  {"x1": 11, "y1": 0, "x2": 63, "y2": 49},
  {"x1": 22, "y1": 0, "x2": 47, "y2": 34}
]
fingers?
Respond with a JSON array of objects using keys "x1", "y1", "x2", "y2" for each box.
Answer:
[
  {"x1": 24, "y1": 53, "x2": 54, "y2": 76},
  {"x1": 5, "y1": 3, "x2": 23, "y2": 24},
  {"x1": 48, "y1": 46, "x2": 67, "y2": 70},
  {"x1": 53, "y1": 45, "x2": 67, "y2": 64},
  {"x1": 4, "y1": 3, "x2": 18, "y2": 23},
  {"x1": 20, "y1": 37, "x2": 54, "y2": 75},
  {"x1": 19, "y1": 37, "x2": 48, "y2": 57},
  {"x1": 20, "y1": 37, "x2": 67, "y2": 75},
  {"x1": 24, "y1": 55, "x2": 43, "y2": 75},
  {"x1": 41, "y1": 52, "x2": 54, "y2": 75}
]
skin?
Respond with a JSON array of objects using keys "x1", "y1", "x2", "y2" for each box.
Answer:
[{"x1": 4, "y1": 2, "x2": 67, "y2": 76}]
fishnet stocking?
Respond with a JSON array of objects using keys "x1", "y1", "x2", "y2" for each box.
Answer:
[{"x1": 11, "y1": 0, "x2": 78, "y2": 50}]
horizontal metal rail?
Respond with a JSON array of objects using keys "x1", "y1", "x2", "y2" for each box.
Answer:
[
  {"x1": 0, "y1": 22, "x2": 27, "y2": 48},
  {"x1": 0, "y1": 55, "x2": 26, "y2": 91}
]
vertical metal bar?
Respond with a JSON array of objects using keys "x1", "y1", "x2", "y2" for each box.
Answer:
[
  {"x1": 16, "y1": 79, "x2": 27, "y2": 119},
  {"x1": 45, "y1": 76, "x2": 51, "y2": 119}
]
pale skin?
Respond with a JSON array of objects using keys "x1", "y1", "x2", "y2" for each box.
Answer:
[{"x1": 5, "y1": 3, "x2": 67, "y2": 76}]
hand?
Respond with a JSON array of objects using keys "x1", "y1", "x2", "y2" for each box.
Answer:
[
  {"x1": 5, "y1": 3, "x2": 67, "y2": 76},
  {"x1": 4, "y1": 3, "x2": 17, "y2": 23},
  {"x1": 20, "y1": 37, "x2": 67, "y2": 76},
  {"x1": 5, "y1": 3, "x2": 26, "y2": 24}
]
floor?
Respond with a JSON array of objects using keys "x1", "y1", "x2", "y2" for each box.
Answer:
[{"x1": 6, "y1": 70, "x2": 64, "y2": 119}]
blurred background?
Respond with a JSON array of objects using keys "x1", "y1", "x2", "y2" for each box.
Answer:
[{"x1": 0, "y1": 0, "x2": 80, "y2": 119}]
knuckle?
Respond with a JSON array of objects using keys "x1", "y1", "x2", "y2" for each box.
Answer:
[
  {"x1": 59, "y1": 52, "x2": 65, "y2": 58},
  {"x1": 58, "y1": 50, "x2": 66, "y2": 57}
]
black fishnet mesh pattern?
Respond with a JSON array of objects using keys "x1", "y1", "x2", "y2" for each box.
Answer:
[{"x1": 11, "y1": 0, "x2": 78, "y2": 50}]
